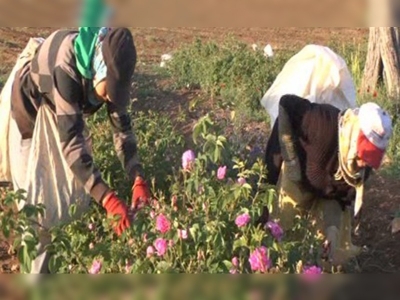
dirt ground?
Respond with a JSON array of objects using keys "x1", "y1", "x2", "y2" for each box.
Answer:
[{"x1": 1, "y1": 27, "x2": 399, "y2": 274}]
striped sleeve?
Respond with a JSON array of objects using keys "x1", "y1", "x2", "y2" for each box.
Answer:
[
  {"x1": 53, "y1": 64, "x2": 111, "y2": 203},
  {"x1": 107, "y1": 102, "x2": 143, "y2": 183}
]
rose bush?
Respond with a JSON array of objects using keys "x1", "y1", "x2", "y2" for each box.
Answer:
[{"x1": 1, "y1": 112, "x2": 324, "y2": 274}]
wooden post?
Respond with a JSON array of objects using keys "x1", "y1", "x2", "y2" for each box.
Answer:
[{"x1": 362, "y1": 27, "x2": 400, "y2": 100}]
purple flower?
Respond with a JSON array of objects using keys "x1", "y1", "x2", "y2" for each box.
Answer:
[
  {"x1": 156, "y1": 214, "x2": 171, "y2": 234},
  {"x1": 249, "y1": 247, "x2": 270, "y2": 273},
  {"x1": 266, "y1": 221, "x2": 284, "y2": 242},
  {"x1": 89, "y1": 260, "x2": 102, "y2": 275},
  {"x1": 217, "y1": 166, "x2": 227, "y2": 180},
  {"x1": 182, "y1": 150, "x2": 196, "y2": 171},
  {"x1": 154, "y1": 238, "x2": 168, "y2": 257},
  {"x1": 235, "y1": 213, "x2": 251, "y2": 228},
  {"x1": 303, "y1": 266, "x2": 323, "y2": 281},
  {"x1": 238, "y1": 177, "x2": 247, "y2": 186}
]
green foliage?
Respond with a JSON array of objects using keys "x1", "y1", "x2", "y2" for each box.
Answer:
[
  {"x1": 87, "y1": 108, "x2": 185, "y2": 199},
  {"x1": 0, "y1": 190, "x2": 45, "y2": 274},
  {"x1": 20, "y1": 114, "x2": 319, "y2": 274},
  {"x1": 166, "y1": 38, "x2": 295, "y2": 113}
]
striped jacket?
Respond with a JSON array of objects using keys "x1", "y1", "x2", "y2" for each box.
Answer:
[
  {"x1": 11, "y1": 29, "x2": 142, "y2": 203},
  {"x1": 265, "y1": 95, "x2": 371, "y2": 206}
]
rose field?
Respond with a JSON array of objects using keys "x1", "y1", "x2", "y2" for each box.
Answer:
[{"x1": 1, "y1": 28, "x2": 400, "y2": 275}]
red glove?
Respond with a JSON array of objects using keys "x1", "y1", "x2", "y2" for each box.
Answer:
[
  {"x1": 132, "y1": 177, "x2": 151, "y2": 210},
  {"x1": 103, "y1": 192, "x2": 131, "y2": 236}
]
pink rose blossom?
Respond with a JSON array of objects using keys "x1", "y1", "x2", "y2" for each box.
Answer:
[
  {"x1": 232, "y1": 257, "x2": 239, "y2": 268},
  {"x1": 217, "y1": 166, "x2": 227, "y2": 180},
  {"x1": 156, "y1": 214, "x2": 171, "y2": 234},
  {"x1": 150, "y1": 211, "x2": 156, "y2": 219},
  {"x1": 249, "y1": 247, "x2": 270, "y2": 273},
  {"x1": 303, "y1": 266, "x2": 322, "y2": 281},
  {"x1": 154, "y1": 238, "x2": 168, "y2": 257},
  {"x1": 266, "y1": 221, "x2": 284, "y2": 242},
  {"x1": 235, "y1": 213, "x2": 251, "y2": 228},
  {"x1": 89, "y1": 260, "x2": 102, "y2": 275},
  {"x1": 182, "y1": 150, "x2": 196, "y2": 171},
  {"x1": 178, "y1": 229, "x2": 188, "y2": 240},
  {"x1": 147, "y1": 246, "x2": 155, "y2": 258},
  {"x1": 238, "y1": 177, "x2": 247, "y2": 186}
]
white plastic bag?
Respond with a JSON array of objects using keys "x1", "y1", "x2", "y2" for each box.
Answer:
[
  {"x1": 260, "y1": 44, "x2": 357, "y2": 127},
  {"x1": 0, "y1": 37, "x2": 45, "y2": 182},
  {"x1": 9, "y1": 104, "x2": 91, "y2": 229}
]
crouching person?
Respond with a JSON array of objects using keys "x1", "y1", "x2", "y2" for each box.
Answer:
[
  {"x1": 264, "y1": 94, "x2": 392, "y2": 266},
  {"x1": 0, "y1": 27, "x2": 151, "y2": 274}
]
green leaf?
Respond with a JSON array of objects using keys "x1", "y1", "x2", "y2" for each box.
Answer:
[
  {"x1": 48, "y1": 256, "x2": 62, "y2": 274},
  {"x1": 69, "y1": 204, "x2": 77, "y2": 218}
]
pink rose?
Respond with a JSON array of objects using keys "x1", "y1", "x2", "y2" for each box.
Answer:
[
  {"x1": 230, "y1": 269, "x2": 238, "y2": 275},
  {"x1": 150, "y1": 211, "x2": 156, "y2": 219},
  {"x1": 235, "y1": 213, "x2": 251, "y2": 228},
  {"x1": 266, "y1": 221, "x2": 284, "y2": 242},
  {"x1": 238, "y1": 177, "x2": 247, "y2": 186},
  {"x1": 303, "y1": 266, "x2": 322, "y2": 281},
  {"x1": 178, "y1": 229, "x2": 188, "y2": 240},
  {"x1": 249, "y1": 247, "x2": 270, "y2": 273},
  {"x1": 232, "y1": 257, "x2": 239, "y2": 268},
  {"x1": 154, "y1": 238, "x2": 168, "y2": 257},
  {"x1": 182, "y1": 150, "x2": 196, "y2": 171},
  {"x1": 217, "y1": 166, "x2": 227, "y2": 180},
  {"x1": 147, "y1": 246, "x2": 155, "y2": 258},
  {"x1": 156, "y1": 214, "x2": 171, "y2": 234},
  {"x1": 89, "y1": 260, "x2": 102, "y2": 275}
]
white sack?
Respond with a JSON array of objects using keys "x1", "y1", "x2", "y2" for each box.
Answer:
[
  {"x1": 0, "y1": 38, "x2": 44, "y2": 182},
  {"x1": 260, "y1": 44, "x2": 357, "y2": 127}
]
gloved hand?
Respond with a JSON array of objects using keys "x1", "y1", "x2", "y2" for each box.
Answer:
[
  {"x1": 103, "y1": 192, "x2": 131, "y2": 236},
  {"x1": 132, "y1": 177, "x2": 151, "y2": 210}
]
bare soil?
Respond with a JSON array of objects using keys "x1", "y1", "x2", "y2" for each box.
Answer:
[{"x1": 1, "y1": 27, "x2": 399, "y2": 274}]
